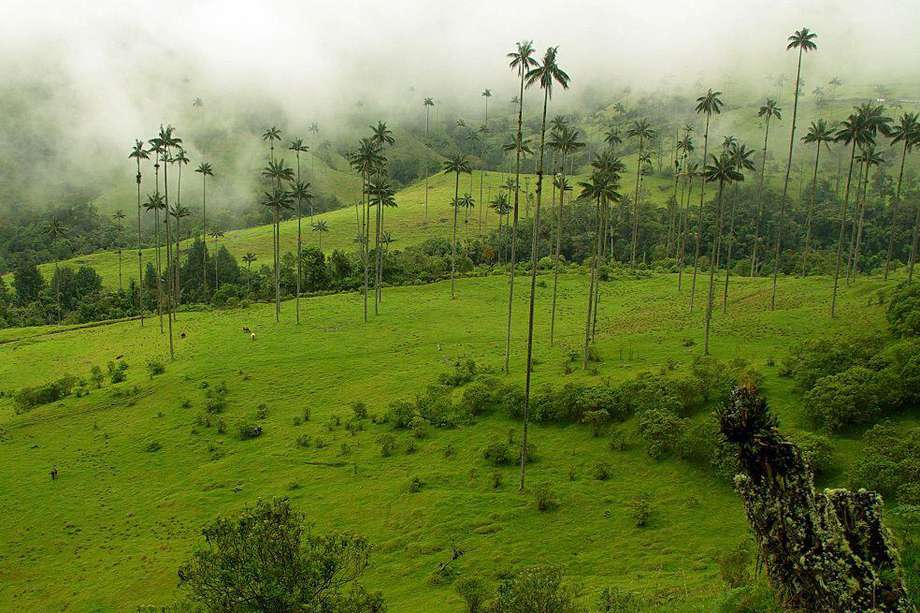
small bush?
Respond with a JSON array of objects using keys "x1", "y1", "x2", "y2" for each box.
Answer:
[
  {"x1": 386, "y1": 400, "x2": 417, "y2": 429},
  {"x1": 205, "y1": 397, "x2": 226, "y2": 414},
  {"x1": 598, "y1": 586, "x2": 641, "y2": 613},
  {"x1": 491, "y1": 472, "x2": 502, "y2": 489},
  {"x1": 297, "y1": 434, "x2": 311, "y2": 448},
  {"x1": 629, "y1": 494, "x2": 651, "y2": 527},
  {"x1": 216, "y1": 418, "x2": 226, "y2": 434},
  {"x1": 377, "y1": 434, "x2": 397, "y2": 457},
  {"x1": 444, "y1": 444, "x2": 456, "y2": 458},
  {"x1": 455, "y1": 574, "x2": 490, "y2": 613},
  {"x1": 409, "y1": 415, "x2": 430, "y2": 439},
  {"x1": 493, "y1": 566, "x2": 579, "y2": 611},
  {"x1": 592, "y1": 462, "x2": 611, "y2": 481},
  {"x1": 803, "y1": 366, "x2": 895, "y2": 432},
  {"x1": 439, "y1": 357, "x2": 477, "y2": 387},
  {"x1": 14, "y1": 376, "x2": 77, "y2": 413},
  {"x1": 237, "y1": 423, "x2": 263, "y2": 440},
  {"x1": 145, "y1": 441, "x2": 162, "y2": 452},
  {"x1": 351, "y1": 401, "x2": 368, "y2": 420},
  {"x1": 302, "y1": 407, "x2": 311, "y2": 421},
  {"x1": 146, "y1": 360, "x2": 166, "y2": 378},
  {"x1": 787, "y1": 430, "x2": 834, "y2": 475},
  {"x1": 887, "y1": 282, "x2": 920, "y2": 338},
  {"x1": 408, "y1": 476, "x2": 423, "y2": 493},
  {"x1": 582, "y1": 409, "x2": 610, "y2": 436},
  {"x1": 255, "y1": 404, "x2": 269, "y2": 420},
  {"x1": 638, "y1": 408, "x2": 685, "y2": 459},
  {"x1": 534, "y1": 483, "x2": 558, "y2": 512},
  {"x1": 108, "y1": 360, "x2": 128, "y2": 384},
  {"x1": 90, "y1": 365, "x2": 105, "y2": 388}
]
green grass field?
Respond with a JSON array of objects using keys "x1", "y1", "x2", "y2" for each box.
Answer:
[{"x1": 1, "y1": 269, "x2": 913, "y2": 611}]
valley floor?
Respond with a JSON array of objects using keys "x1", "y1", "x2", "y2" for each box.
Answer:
[{"x1": 0, "y1": 271, "x2": 911, "y2": 611}]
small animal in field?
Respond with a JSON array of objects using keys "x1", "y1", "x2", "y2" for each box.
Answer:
[
  {"x1": 242, "y1": 326, "x2": 251, "y2": 334},
  {"x1": 50, "y1": 466, "x2": 58, "y2": 480},
  {"x1": 250, "y1": 333, "x2": 256, "y2": 342},
  {"x1": 115, "y1": 354, "x2": 124, "y2": 360},
  {"x1": 180, "y1": 332, "x2": 186, "y2": 339}
]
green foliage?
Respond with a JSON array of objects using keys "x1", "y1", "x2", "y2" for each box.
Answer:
[
  {"x1": 439, "y1": 357, "x2": 477, "y2": 387},
  {"x1": 534, "y1": 483, "x2": 558, "y2": 512},
  {"x1": 146, "y1": 360, "x2": 165, "y2": 378},
  {"x1": 629, "y1": 494, "x2": 651, "y2": 527},
  {"x1": 582, "y1": 409, "x2": 610, "y2": 436},
  {"x1": 849, "y1": 422, "x2": 920, "y2": 504},
  {"x1": 597, "y1": 586, "x2": 641, "y2": 612},
  {"x1": 107, "y1": 360, "x2": 128, "y2": 384},
  {"x1": 455, "y1": 574, "x2": 490, "y2": 613},
  {"x1": 237, "y1": 422, "x2": 263, "y2": 440},
  {"x1": 803, "y1": 366, "x2": 896, "y2": 432},
  {"x1": 177, "y1": 498, "x2": 383, "y2": 612},
  {"x1": 716, "y1": 541, "x2": 753, "y2": 588},
  {"x1": 351, "y1": 401, "x2": 368, "y2": 420},
  {"x1": 786, "y1": 431, "x2": 834, "y2": 475},
  {"x1": 638, "y1": 409, "x2": 685, "y2": 459},
  {"x1": 782, "y1": 335, "x2": 882, "y2": 391},
  {"x1": 14, "y1": 376, "x2": 77, "y2": 413},
  {"x1": 887, "y1": 282, "x2": 920, "y2": 338},
  {"x1": 376, "y1": 434, "x2": 397, "y2": 457},
  {"x1": 492, "y1": 566, "x2": 580, "y2": 612}
]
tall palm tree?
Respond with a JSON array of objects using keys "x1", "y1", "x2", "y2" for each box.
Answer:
[
  {"x1": 548, "y1": 126, "x2": 583, "y2": 344},
  {"x1": 675, "y1": 131, "x2": 695, "y2": 289},
  {"x1": 423, "y1": 97, "x2": 434, "y2": 137},
  {"x1": 114, "y1": 212, "x2": 126, "y2": 293},
  {"x1": 848, "y1": 146, "x2": 883, "y2": 281},
  {"x1": 722, "y1": 142, "x2": 755, "y2": 310},
  {"x1": 442, "y1": 154, "x2": 472, "y2": 299},
  {"x1": 44, "y1": 218, "x2": 68, "y2": 324},
  {"x1": 195, "y1": 162, "x2": 213, "y2": 298},
  {"x1": 311, "y1": 220, "x2": 329, "y2": 250},
  {"x1": 289, "y1": 137, "x2": 310, "y2": 324},
  {"x1": 750, "y1": 99, "x2": 782, "y2": 276},
  {"x1": 689, "y1": 89, "x2": 724, "y2": 311},
  {"x1": 604, "y1": 127, "x2": 622, "y2": 151},
  {"x1": 242, "y1": 252, "x2": 257, "y2": 293},
  {"x1": 367, "y1": 176, "x2": 395, "y2": 311},
  {"x1": 703, "y1": 153, "x2": 743, "y2": 355},
  {"x1": 519, "y1": 45, "x2": 570, "y2": 492},
  {"x1": 489, "y1": 192, "x2": 511, "y2": 265},
  {"x1": 370, "y1": 122, "x2": 395, "y2": 309},
  {"x1": 171, "y1": 148, "x2": 190, "y2": 310},
  {"x1": 209, "y1": 230, "x2": 225, "y2": 290},
  {"x1": 144, "y1": 192, "x2": 166, "y2": 333},
  {"x1": 831, "y1": 110, "x2": 873, "y2": 316},
  {"x1": 169, "y1": 204, "x2": 190, "y2": 310},
  {"x1": 261, "y1": 160, "x2": 295, "y2": 321},
  {"x1": 588, "y1": 152, "x2": 626, "y2": 338},
  {"x1": 348, "y1": 138, "x2": 385, "y2": 322},
  {"x1": 129, "y1": 140, "x2": 148, "y2": 326},
  {"x1": 481, "y1": 89, "x2": 492, "y2": 127},
  {"x1": 886, "y1": 112, "x2": 919, "y2": 279},
  {"x1": 626, "y1": 119, "x2": 656, "y2": 266},
  {"x1": 504, "y1": 40, "x2": 539, "y2": 374},
  {"x1": 147, "y1": 135, "x2": 166, "y2": 332},
  {"x1": 799, "y1": 119, "x2": 834, "y2": 276},
  {"x1": 770, "y1": 27, "x2": 817, "y2": 310},
  {"x1": 157, "y1": 126, "x2": 181, "y2": 357},
  {"x1": 262, "y1": 126, "x2": 282, "y2": 163}
]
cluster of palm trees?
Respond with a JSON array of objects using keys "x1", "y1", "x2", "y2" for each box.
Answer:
[
  {"x1": 129, "y1": 124, "x2": 215, "y2": 360},
  {"x1": 347, "y1": 123, "x2": 396, "y2": 321}
]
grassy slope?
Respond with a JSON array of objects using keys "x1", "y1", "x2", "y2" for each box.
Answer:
[{"x1": 1, "y1": 270, "x2": 914, "y2": 611}]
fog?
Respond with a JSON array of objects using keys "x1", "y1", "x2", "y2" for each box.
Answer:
[{"x1": 0, "y1": 0, "x2": 917, "y2": 212}]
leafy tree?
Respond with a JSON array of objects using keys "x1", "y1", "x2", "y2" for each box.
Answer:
[
  {"x1": 13, "y1": 259, "x2": 44, "y2": 305},
  {"x1": 492, "y1": 566, "x2": 581, "y2": 613},
  {"x1": 887, "y1": 282, "x2": 920, "y2": 337},
  {"x1": 177, "y1": 498, "x2": 383, "y2": 612}
]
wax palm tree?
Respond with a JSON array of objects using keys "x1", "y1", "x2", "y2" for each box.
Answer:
[
  {"x1": 490, "y1": 192, "x2": 511, "y2": 265},
  {"x1": 547, "y1": 126, "x2": 583, "y2": 344},
  {"x1": 144, "y1": 192, "x2": 166, "y2": 332},
  {"x1": 169, "y1": 204, "x2": 190, "y2": 310},
  {"x1": 831, "y1": 110, "x2": 875, "y2": 315},
  {"x1": 517, "y1": 44, "x2": 571, "y2": 491},
  {"x1": 44, "y1": 218, "x2": 68, "y2": 324},
  {"x1": 442, "y1": 154, "x2": 472, "y2": 299},
  {"x1": 262, "y1": 126, "x2": 282, "y2": 163},
  {"x1": 481, "y1": 89, "x2": 492, "y2": 127},
  {"x1": 750, "y1": 99, "x2": 782, "y2": 276},
  {"x1": 261, "y1": 188, "x2": 293, "y2": 321},
  {"x1": 677, "y1": 160, "x2": 700, "y2": 289},
  {"x1": 689, "y1": 89, "x2": 724, "y2": 311},
  {"x1": 193, "y1": 97, "x2": 203, "y2": 109},
  {"x1": 460, "y1": 193, "x2": 476, "y2": 224},
  {"x1": 721, "y1": 142, "x2": 755, "y2": 310},
  {"x1": 348, "y1": 138, "x2": 385, "y2": 322},
  {"x1": 770, "y1": 27, "x2": 818, "y2": 310},
  {"x1": 289, "y1": 137, "x2": 310, "y2": 324},
  {"x1": 604, "y1": 127, "x2": 622, "y2": 151},
  {"x1": 113, "y1": 211, "x2": 127, "y2": 292},
  {"x1": 886, "y1": 112, "x2": 920, "y2": 279},
  {"x1": 367, "y1": 176, "x2": 396, "y2": 311},
  {"x1": 242, "y1": 252, "x2": 257, "y2": 293},
  {"x1": 702, "y1": 153, "x2": 743, "y2": 354},
  {"x1": 146, "y1": 136, "x2": 165, "y2": 332},
  {"x1": 209, "y1": 230, "x2": 225, "y2": 290},
  {"x1": 504, "y1": 39, "x2": 539, "y2": 374},
  {"x1": 626, "y1": 119, "x2": 656, "y2": 266},
  {"x1": 370, "y1": 121, "x2": 395, "y2": 148},
  {"x1": 423, "y1": 98, "x2": 434, "y2": 137},
  {"x1": 311, "y1": 220, "x2": 329, "y2": 250},
  {"x1": 799, "y1": 119, "x2": 834, "y2": 276},
  {"x1": 195, "y1": 162, "x2": 214, "y2": 297},
  {"x1": 849, "y1": 146, "x2": 883, "y2": 281},
  {"x1": 129, "y1": 140, "x2": 149, "y2": 326},
  {"x1": 156, "y1": 126, "x2": 181, "y2": 352},
  {"x1": 171, "y1": 148, "x2": 190, "y2": 309}
]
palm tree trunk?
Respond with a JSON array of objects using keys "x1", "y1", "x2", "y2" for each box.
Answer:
[
  {"x1": 677, "y1": 164, "x2": 694, "y2": 290},
  {"x1": 296, "y1": 153, "x2": 302, "y2": 325},
  {"x1": 450, "y1": 171, "x2": 460, "y2": 299},
  {"x1": 800, "y1": 142, "x2": 822, "y2": 276},
  {"x1": 154, "y1": 157, "x2": 164, "y2": 333},
  {"x1": 631, "y1": 138, "x2": 643, "y2": 266},
  {"x1": 162, "y1": 160, "x2": 175, "y2": 360},
  {"x1": 479, "y1": 172, "x2": 484, "y2": 237},
  {"x1": 704, "y1": 180, "x2": 726, "y2": 355},
  {"x1": 751, "y1": 117, "x2": 771, "y2": 276},
  {"x1": 771, "y1": 47, "x2": 804, "y2": 310},
  {"x1": 721, "y1": 185, "x2": 740, "y2": 311},
  {"x1": 202, "y1": 173, "x2": 208, "y2": 300},
  {"x1": 504, "y1": 70, "x2": 526, "y2": 374},
  {"x1": 175, "y1": 163, "x2": 183, "y2": 314},
  {"x1": 885, "y1": 140, "x2": 909, "y2": 279},
  {"x1": 550, "y1": 152, "x2": 567, "y2": 345},
  {"x1": 831, "y1": 141, "x2": 858, "y2": 317},
  {"x1": 363, "y1": 172, "x2": 370, "y2": 322},
  {"x1": 136, "y1": 160, "x2": 144, "y2": 327},
  {"x1": 520, "y1": 86, "x2": 550, "y2": 493},
  {"x1": 583, "y1": 195, "x2": 601, "y2": 369},
  {"x1": 592, "y1": 197, "x2": 609, "y2": 338},
  {"x1": 273, "y1": 206, "x2": 280, "y2": 322},
  {"x1": 845, "y1": 161, "x2": 867, "y2": 283},
  {"x1": 849, "y1": 162, "x2": 872, "y2": 282},
  {"x1": 374, "y1": 194, "x2": 383, "y2": 312},
  {"x1": 908, "y1": 201, "x2": 920, "y2": 283},
  {"x1": 690, "y1": 114, "x2": 711, "y2": 311}
]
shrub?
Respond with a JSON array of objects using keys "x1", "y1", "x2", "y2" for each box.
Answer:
[
  {"x1": 177, "y1": 498, "x2": 382, "y2": 612},
  {"x1": 597, "y1": 586, "x2": 641, "y2": 613},
  {"x1": 439, "y1": 357, "x2": 477, "y2": 387},
  {"x1": 146, "y1": 360, "x2": 166, "y2": 378},
  {"x1": 90, "y1": 365, "x2": 105, "y2": 388},
  {"x1": 455, "y1": 574, "x2": 490, "y2": 613},
  {"x1": 483, "y1": 441, "x2": 514, "y2": 466},
  {"x1": 887, "y1": 282, "x2": 920, "y2": 338},
  {"x1": 408, "y1": 476, "x2": 423, "y2": 493},
  {"x1": 297, "y1": 434, "x2": 311, "y2": 448},
  {"x1": 491, "y1": 472, "x2": 502, "y2": 489},
  {"x1": 461, "y1": 378, "x2": 500, "y2": 416},
  {"x1": 803, "y1": 366, "x2": 894, "y2": 432},
  {"x1": 592, "y1": 462, "x2": 611, "y2": 481},
  {"x1": 409, "y1": 415, "x2": 430, "y2": 439},
  {"x1": 638, "y1": 408, "x2": 685, "y2": 459},
  {"x1": 783, "y1": 336, "x2": 882, "y2": 391},
  {"x1": 237, "y1": 423, "x2": 263, "y2": 440},
  {"x1": 14, "y1": 376, "x2": 77, "y2": 413},
  {"x1": 216, "y1": 418, "x2": 226, "y2": 434},
  {"x1": 205, "y1": 397, "x2": 226, "y2": 414},
  {"x1": 849, "y1": 422, "x2": 920, "y2": 504},
  {"x1": 787, "y1": 431, "x2": 834, "y2": 475},
  {"x1": 386, "y1": 400, "x2": 417, "y2": 429},
  {"x1": 145, "y1": 441, "x2": 162, "y2": 452},
  {"x1": 534, "y1": 483, "x2": 558, "y2": 512},
  {"x1": 492, "y1": 566, "x2": 579, "y2": 612},
  {"x1": 377, "y1": 434, "x2": 397, "y2": 457},
  {"x1": 582, "y1": 409, "x2": 610, "y2": 436},
  {"x1": 107, "y1": 360, "x2": 129, "y2": 384},
  {"x1": 628, "y1": 494, "x2": 651, "y2": 527},
  {"x1": 716, "y1": 541, "x2": 753, "y2": 588},
  {"x1": 351, "y1": 401, "x2": 368, "y2": 420},
  {"x1": 255, "y1": 404, "x2": 269, "y2": 420}
]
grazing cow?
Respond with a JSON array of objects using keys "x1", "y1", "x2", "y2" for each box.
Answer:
[
  {"x1": 242, "y1": 326, "x2": 251, "y2": 334},
  {"x1": 50, "y1": 466, "x2": 58, "y2": 480},
  {"x1": 250, "y1": 333, "x2": 256, "y2": 342}
]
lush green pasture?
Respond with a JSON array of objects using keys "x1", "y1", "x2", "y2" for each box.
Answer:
[{"x1": 0, "y1": 269, "x2": 911, "y2": 611}]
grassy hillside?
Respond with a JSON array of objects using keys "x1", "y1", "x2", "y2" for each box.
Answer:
[{"x1": 1, "y1": 271, "x2": 914, "y2": 611}]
